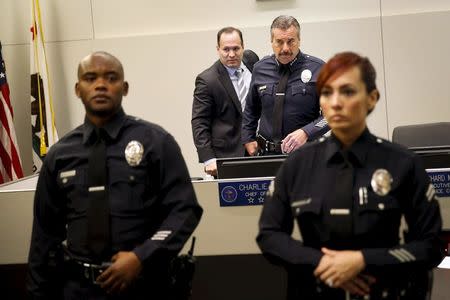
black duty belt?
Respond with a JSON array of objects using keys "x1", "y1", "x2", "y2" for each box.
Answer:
[
  {"x1": 65, "y1": 259, "x2": 111, "y2": 285},
  {"x1": 256, "y1": 134, "x2": 282, "y2": 154}
]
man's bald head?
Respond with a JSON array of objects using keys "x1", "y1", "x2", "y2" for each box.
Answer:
[
  {"x1": 77, "y1": 51, "x2": 124, "y2": 79},
  {"x1": 75, "y1": 51, "x2": 129, "y2": 126}
]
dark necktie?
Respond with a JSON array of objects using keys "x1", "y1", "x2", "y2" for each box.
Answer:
[
  {"x1": 86, "y1": 128, "x2": 110, "y2": 260},
  {"x1": 272, "y1": 65, "x2": 290, "y2": 143},
  {"x1": 327, "y1": 151, "x2": 354, "y2": 239}
]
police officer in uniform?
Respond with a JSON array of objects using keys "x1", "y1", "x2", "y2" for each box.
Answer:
[
  {"x1": 242, "y1": 15, "x2": 329, "y2": 156},
  {"x1": 256, "y1": 52, "x2": 444, "y2": 299},
  {"x1": 27, "y1": 51, "x2": 203, "y2": 299}
]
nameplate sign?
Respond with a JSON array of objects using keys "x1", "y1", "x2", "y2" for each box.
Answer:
[
  {"x1": 427, "y1": 168, "x2": 450, "y2": 197},
  {"x1": 218, "y1": 177, "x2": 273, "y2": 207}
]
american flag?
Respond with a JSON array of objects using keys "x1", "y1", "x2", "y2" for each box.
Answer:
[{"x1": 0, "y1": 42, "x2": 24, "y2": 184}]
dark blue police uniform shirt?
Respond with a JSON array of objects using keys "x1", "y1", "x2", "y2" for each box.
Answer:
[
  {"x1": 242, "y1": 51, "x2": 329, "y2": 144},
  {"x1": 27, "y1": 108, "x2": 202, "y2": 297},
  {"x1": 257, "y1": 128, "x2": 444, "y2": 295}
]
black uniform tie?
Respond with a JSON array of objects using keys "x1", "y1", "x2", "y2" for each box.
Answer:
[
  {"x1": 272, "y1": 65, "x2": 290, "y2": 143},
  {"x1": 87, "y1": 128, "x2": 110, "y2": 260},
  {"x1": 327, "y1": 151, "x2": 354, "y2": 240}
]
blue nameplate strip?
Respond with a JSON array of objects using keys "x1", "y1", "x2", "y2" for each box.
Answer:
[
  {"x1": 218, "y1": 178, "x2": 273, "y2": 207},
  {"x1": 427, "y1": 168, "x2": 450, "y2": 197}
]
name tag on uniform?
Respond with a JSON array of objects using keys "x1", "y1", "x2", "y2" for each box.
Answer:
[
  {"x1": 60, "y1": 170, "x2": 76, "y2": 178},
  {"x1": 88, "y1": 186, "x2": 105, "y2": 192},
  {"x1": 258, "y1": 85, "x2": 267, "y2": 91},
  {"x1": 330, "y1": 208, "x2": 350, "y2": 215}
]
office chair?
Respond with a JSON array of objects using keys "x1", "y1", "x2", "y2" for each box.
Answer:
[{"x1": 392, "y1": 122, "x2": 450, "y2": 147}]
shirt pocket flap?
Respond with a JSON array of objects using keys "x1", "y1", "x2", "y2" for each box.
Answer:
[
  {"x1": 358, "y1": 192, "x2": 400, "y2": 213},
  {"x1": 292, "y1": 82, "x2": 316, "y2": 96},
  {"x1": 109, "y1": 167, "x2": 148, "y2": 185}
]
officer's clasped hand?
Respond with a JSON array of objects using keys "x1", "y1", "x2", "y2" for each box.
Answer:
[
  {"x1": 314, "y1": 247, "x2": 368, "y2": 295},
  {"x1": 96, "y1": 251, "x2": 142, "y2": 295}
]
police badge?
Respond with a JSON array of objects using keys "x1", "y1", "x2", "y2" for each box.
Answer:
[
  {"x1": 125, "y1": 141, "x2": 144, "y2": 167},
  {"x1": 301, "y1": 69, "x2": 312, "y2": 83},
  {"x1": 371, "y1": 169, "x2": 393, "y2": 196}
]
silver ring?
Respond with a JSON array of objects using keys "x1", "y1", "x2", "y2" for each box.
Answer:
[{"x1": 326, "y1": 278, "x2": 333, "y2": 287}]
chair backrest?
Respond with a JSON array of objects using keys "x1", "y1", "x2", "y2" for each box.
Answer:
[{"x1": 392, "y1": 122, "x2": 450, "y2": 147}]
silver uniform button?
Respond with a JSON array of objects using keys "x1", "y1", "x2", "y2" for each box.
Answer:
[
  {"x1": 125, "y1": 140, "x2": 144, "y2": 167},
  {"x1": 371, "y1": 169, "x2": 393, "y2": 196}
]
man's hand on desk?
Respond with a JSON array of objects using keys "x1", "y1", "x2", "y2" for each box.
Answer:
[
  {"x1": 245, "y1": 141, "x2": 258, "y2": 156},
  {"x1": 204, "y1": 160, "x2": 217, "y2": 176}
]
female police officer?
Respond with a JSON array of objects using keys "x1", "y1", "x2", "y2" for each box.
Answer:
[{"x1": 256, "y1": 52, "x2": 444, "y2": 299}]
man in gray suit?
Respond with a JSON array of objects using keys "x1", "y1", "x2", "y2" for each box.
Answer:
[{"x1": 191, "y1": 27, "x2": 259, "y2": 176}]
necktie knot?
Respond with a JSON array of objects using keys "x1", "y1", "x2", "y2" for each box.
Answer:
[
  {"x1": 235, "y1": 68, "x2": 243, "y2": 78},
  {"x1": 339, "y1": 150, "x2": 353, "y2": 169},
  {"x1": 94, "y1": 128, "x2": 108, "y2": 143},
  {"x1": 279, "y1": 64, "x2": 290, "y2": 75}
]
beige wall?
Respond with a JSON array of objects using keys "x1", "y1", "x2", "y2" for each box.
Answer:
[{"x1": 0, "y1": 0, "x2": 449, "y2": 178}]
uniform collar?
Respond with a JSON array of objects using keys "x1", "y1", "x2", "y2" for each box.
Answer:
[
  {"x1": 324, "y1": 128, "x2": 375, "y2": 167},
  {"x1": 82, "y1": 108, "x2": 126, "y2": 145},
  {"x1": 274, "y1": 51, "x2": 304, "y2": 73}
]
